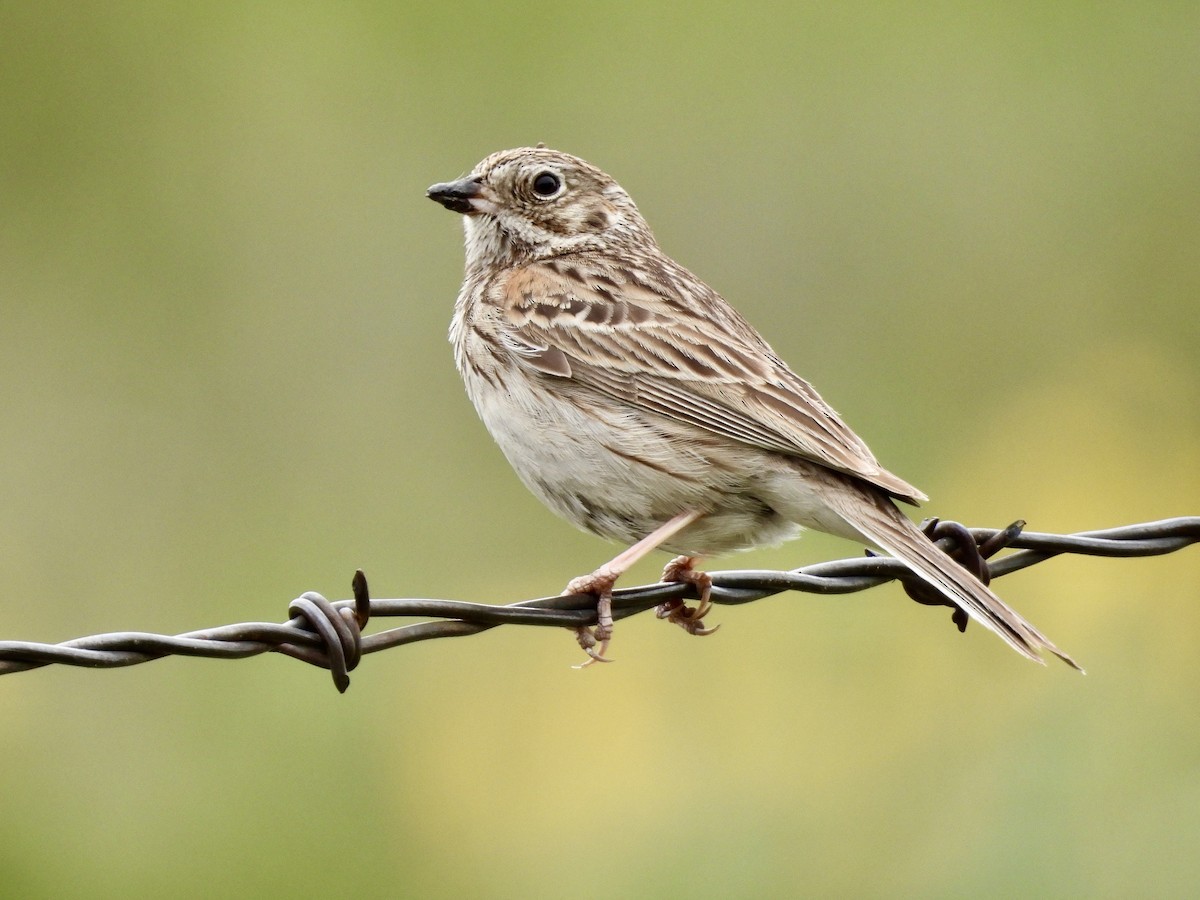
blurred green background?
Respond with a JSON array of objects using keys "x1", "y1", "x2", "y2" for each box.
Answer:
[{"x1": 2, "y1": 2, "x2": 1198, "y2": 897}]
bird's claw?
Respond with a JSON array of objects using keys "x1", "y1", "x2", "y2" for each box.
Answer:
[
  {"x1": 564, "y1": 572, "x2": 616, "y2": 668},
  {"x1": 571, "y1": 627, "x2": 613, "y2": 668},
  {"x1": 655, "y1": 600, "x2": 722, "y2": 636},
  {"x1": 657, "y1": 555, "x2": 718, "y2": 637}
]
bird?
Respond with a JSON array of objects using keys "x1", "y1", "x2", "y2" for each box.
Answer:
[{"x1": 427, "y1": 146, "x2": 1079, "y2": 670}]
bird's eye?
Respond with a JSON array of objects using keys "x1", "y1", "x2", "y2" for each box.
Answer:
[{"x1": 532, "y1": 171, "x2": 562, "y2": 197}]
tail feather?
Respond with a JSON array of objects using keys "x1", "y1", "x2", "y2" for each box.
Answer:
[{"x1": 827, "y1": 485, "x2": 1082, "y2": 671}]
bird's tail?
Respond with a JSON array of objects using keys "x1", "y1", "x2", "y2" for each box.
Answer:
[{"x1": 826, "y1": 482, "x2": 1082, "y2": 671}]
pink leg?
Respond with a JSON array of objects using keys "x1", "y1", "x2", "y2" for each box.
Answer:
[{"x1": 563, "y1": 509, "x2": 704, "y2": 667}]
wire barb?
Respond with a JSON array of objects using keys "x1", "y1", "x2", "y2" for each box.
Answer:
[{"x1": 1, "y1": 517, "x2": 1196, "y2": 689}]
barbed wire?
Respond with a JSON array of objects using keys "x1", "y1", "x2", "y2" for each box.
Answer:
[{"x1": 1, "y1": 516, "x2": 1196, "y2": 691}]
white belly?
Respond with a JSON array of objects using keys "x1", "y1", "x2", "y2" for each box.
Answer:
[{"x1": 462, "y1": 358, "x2": 811, "y2": 555}]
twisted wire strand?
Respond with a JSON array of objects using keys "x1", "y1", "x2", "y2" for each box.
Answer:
[{"x1": 1, "y1": 516, "x2": 1196, "y2": 691}]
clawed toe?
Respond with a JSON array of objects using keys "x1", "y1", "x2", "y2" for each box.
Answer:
[
  {"x1": 556, "y1": 512, "x2": 708, "y2": 666},
  {"x1": 572, "y1": 627, "x2": 613, "y2": 667},
  {"x1": 563, "y1": 569, "x2": 617, "y2": 668},
  {"x1": 655, "y1": 599, "x2": 722, "y2": 636},
  {"x1": 657, "y1": 555, "x2": 718, "y2": 637}
]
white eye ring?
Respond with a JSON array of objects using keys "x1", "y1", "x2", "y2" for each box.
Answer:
[{"x1": 531, "y1": 170, "x2": 563, "y2": 198}]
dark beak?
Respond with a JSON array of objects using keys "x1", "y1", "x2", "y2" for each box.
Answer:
[{"x1": 427, "y1": 176, "x2": 484, "y2": 214}]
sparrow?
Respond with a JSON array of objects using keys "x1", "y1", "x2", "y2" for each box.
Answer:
[{"x1": 427, "y1": 146, "x2": 1078, "y2": 670}]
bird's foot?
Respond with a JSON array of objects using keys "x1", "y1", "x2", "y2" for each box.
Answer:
[
  {"x1": 563, "y1": 568, "x2": 617, "y2": 668},
  {"x1": 655, "y1": 556, "x2": 720, "y2": 636}
]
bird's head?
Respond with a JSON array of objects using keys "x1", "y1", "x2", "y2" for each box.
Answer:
[{"x1": 427, "y1": 147, "x2": 655, "y2": 269}]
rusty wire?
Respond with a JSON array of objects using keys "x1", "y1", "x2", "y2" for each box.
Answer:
[{"x1": 1, "y1": 516, "x2": 1196, "y2": 692}]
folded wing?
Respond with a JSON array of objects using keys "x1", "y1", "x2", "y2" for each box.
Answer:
[{"x1": 495, "y1": 257, "x2": 926, "y2": 504}]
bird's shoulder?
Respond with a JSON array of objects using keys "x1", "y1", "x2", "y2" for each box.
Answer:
[{"x1": 492, "y1": 252, "x2": 772, "y2": 369}]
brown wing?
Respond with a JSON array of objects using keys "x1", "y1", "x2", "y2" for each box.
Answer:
[{"x1": 494, "y1": 256, "x2": 926, "y2": 503}]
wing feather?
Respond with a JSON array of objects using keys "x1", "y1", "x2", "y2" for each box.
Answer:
[{"x1": 495, "y1": 258, "x2": 926, "y2": 503}]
